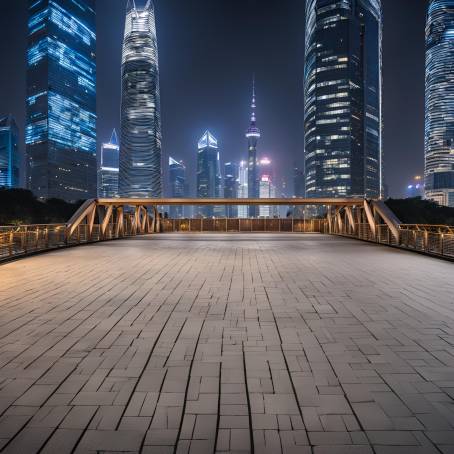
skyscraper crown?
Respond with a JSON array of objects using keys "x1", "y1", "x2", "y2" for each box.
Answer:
[
  {"x1": 198, "y1": 130, "x2": 218, "y2": 149},
  {"x1": 110, "y1": 129, "x2": 119, "y2": 146}
]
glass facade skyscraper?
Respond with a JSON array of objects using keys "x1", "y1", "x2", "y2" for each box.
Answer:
[
  {"x1": 246, "y1": 79, "x2": 260, "y2": 216},
  {"x1": 304, "y1": 0, "x2": 382, "y2": 199},
  {"x1": 425, "y1": 0, "x2": 454, "y2": 207},
  {"x1": 196, "y1": 131, "x2": 223, "y2": 217},
  {"x1": 258, "y1": 157, "x2": 277, "y2": 217},
  {"x1": 224, "y1": 161, "x2": 239, "y2": 218},
  {"x1": 119, "y1": 0, "x2": 162, "y2": 198},
  {"x1": 26, "y1": 0, "x2": 96, "y2": 202},
  {"x1": 0, "y1": 115, "x2": 19, "y2": 189},
  {"x1": 98, "y1": 129, "x2": 119, "y2": 198},
  {"x1": 237, "y1": 160, "x2": 248, "y2": 218},
  {"x1": 168, "y1": 156, "x2": 186, "y2": 218}
]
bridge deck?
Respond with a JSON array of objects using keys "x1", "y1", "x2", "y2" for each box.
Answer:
[{"x1": 0, "y1": 234, "x2": 453, "y2": 454}]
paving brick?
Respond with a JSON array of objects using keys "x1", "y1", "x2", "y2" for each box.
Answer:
[{"x1": 1, "y1": 233, "x2": 453, "y2": 453}]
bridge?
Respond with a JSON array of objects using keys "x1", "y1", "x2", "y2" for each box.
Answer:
[{"x1": 0, "y1": 199, "x2": 453, "y2": 453}]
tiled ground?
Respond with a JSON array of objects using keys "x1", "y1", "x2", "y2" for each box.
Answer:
[{"x1": 0, "y1": 233, "x2": 453, "y2": 454}]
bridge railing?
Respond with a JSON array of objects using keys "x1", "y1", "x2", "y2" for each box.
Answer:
[
  {"x1": 335, "y1": 221, "x2": 454, "y2": 260},
  {"x1": 0, "y1": 221, "x2": 141, "y2": 262},
  {"x1": 0, "y1": 218, "x2": 327, "y2": 262},
  {"x1": 160, "y1": 218, "x2": 326, "y2": 233}
]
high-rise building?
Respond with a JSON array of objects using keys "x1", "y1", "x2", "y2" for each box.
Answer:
[
  {"x1": 258, "y1": 157, "x2": 277, "y2": 217},
  {"x1": 246, "y1": 78, "x2": 261, "y2": 216},
  {"x1": 196, "y1": 130, "x2": 223, "y2": 217},
  {"x1": 304, "y1": 0, "x2": 382, "y2": 199},
  {"x1": 119, "y1": 0, "x2": 162, "y2": 198},
  {"x1": 293, "y1": 165, "x2": 306, "y2": 218},
  {"x1": 26, "y1": 0, "x2": 96, "y2": 202},
  {"x1": 0, "y1": 115, "x2": 19, "y2": 189},
  {"x1": 98, "y1": 130, "x2": 119, "y2": 198},
  {"x1": 237, "y1": 160, "x2": 248, "y2": 218},
  {"x1": 293, "y1": 165, "x2": 305, "y2": 198},
  {"x1": 425, "y1": 0, "x2": 454, "y2": 207},
  {"x1": 224, "y1": 162, "x2": 239, "y2": 217},
  {"x1": 169, "y1": 157, "x2": 186, "y2": 218}
]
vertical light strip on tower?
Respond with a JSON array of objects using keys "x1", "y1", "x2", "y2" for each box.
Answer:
[{"x1": 119, "y1": 0, "x2": 162, "y2": 198}]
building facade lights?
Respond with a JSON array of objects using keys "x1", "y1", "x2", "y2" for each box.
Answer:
[{"x1": 424, "y1": 0, "x2": 454, "y2": 207}]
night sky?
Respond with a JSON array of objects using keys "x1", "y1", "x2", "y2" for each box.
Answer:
[{"x1": 0, "y1": 0, "x2": 428, "y2": 197}]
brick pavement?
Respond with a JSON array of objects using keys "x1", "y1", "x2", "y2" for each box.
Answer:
[{"x1": 0, "y1": 233, "x2": 453, "y2": 453}]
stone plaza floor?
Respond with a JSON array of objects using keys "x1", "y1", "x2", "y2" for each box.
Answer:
[{"x1": 0, "y1": 233, "x2": 453, "y2": 453}]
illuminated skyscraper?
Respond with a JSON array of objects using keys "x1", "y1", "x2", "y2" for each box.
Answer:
[
  {"x1": 224, "y1": 161, "x2": 239, "y2": 217},
  {"x1": 169, "y1": 157, "x2": 186, "y2": 218},
  {"x1": 0, "y1": 115, "x2": 19, "y2": 189},
  {"x1": 98, "y1": 129, "x2": 119, "y2": 198},
  {"x1": 304, "y1": 0, "x2": 382, "y2": 199},
  {"x1": 120, "y1": 0, "x2": 162, "y2": 198},
  {"x1": 425, "y1": 0, "x2": 454, "y2": 207},
  {"x1": 237, "y1": 160, "x2": 248, "y2": 218},
  {"x1": 246, "y1": 78, "x2": 261, "y2": 216},
  {"x1": 26, "y1": 0, "x2": 97, "y2": 201},
  {"x1": 258, "y1": 157, "x2": 277, "y2": 217},
  {"x1": 196, "y1": 131, "x2": 223, "y2": 217}
]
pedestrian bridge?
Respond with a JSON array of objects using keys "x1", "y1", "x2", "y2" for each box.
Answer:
[
  {"x1": 0, "y1": 233, "x2": 453, "y2": 453},
  {"x1": 1, "y1": 198, "x2": 453, "y2": 262}
]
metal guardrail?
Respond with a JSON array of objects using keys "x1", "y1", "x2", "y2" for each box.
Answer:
[
  {"x1": 0, "y1": 222, "x2": 139, "y2": 262},
  {"x1": 1, "y1": 220, "x2": 454, "y2": 263},
  {"x1": 160, "y1": 218, "x2": 326, "y2": 233},
  {"x1": 337, "y1": 223, "x2": 454, "y2": 260},
  {"x1": 0, "y1": 219, "x2": 328, "y2": 262}
]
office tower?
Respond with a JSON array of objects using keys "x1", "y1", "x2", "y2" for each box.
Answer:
[
  {"x1": 120, "y1": 0, "x2": 162, "y2": 198},
  {"x1": 169, "y1": 156, "x2": 186, "y2": 218},
  {"x1": 237, "y1": 160, "x2": 248, "y2": 218},
  {"x1": 293, "y1": 165, "x2": 305, "y2": 198},
  {"x1": 304, "y1": 0, "x2": 382, "y2": 199},
  {"x1": 258, "y1": 157, "x2": 277, "y2": 217},
  {"x1": 0, "y1": 115, "x2": 19, "y2": 189},
  {"x1": 425, "y1": 0, "x2": 454, "y2": 207},
  {"x1": 406, "y1": 175, "x2": 424, "y2": 199},
  {"x1": 26, "y1": 0, "x2": 96, "y2": 202},
  {"x1": 224, "y1": 161, "x2": 239, "y2": 217},
  {"x1": 196, "y1": 131, "x2": 223, "y2": 217},
  {"x1": 246, "y1": 79, "x2": 261, "y2": 216},
  {"x1": 98, "y1": 130, "x2": 119, "y2": 198}
]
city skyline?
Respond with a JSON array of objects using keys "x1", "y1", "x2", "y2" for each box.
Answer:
[{"x1": 0, "y1": 0, "x2": 429, "y2": 200}]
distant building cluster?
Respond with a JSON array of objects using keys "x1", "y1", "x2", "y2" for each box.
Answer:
[{"x1": 1, "y1": 0, "x2": 454, "y2": 210}]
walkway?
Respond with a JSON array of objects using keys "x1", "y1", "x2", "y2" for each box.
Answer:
[{"x1": 0, "y1": 234, "x2": 453, "y2": 454}]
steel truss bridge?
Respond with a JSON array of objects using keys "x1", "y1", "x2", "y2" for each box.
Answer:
[{"x1": 1, "y1": 198, "x2": 454, "y2": 262}]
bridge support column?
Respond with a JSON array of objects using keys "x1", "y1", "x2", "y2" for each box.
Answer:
[{"x1": 363, "y1": 200, "x2": 377, "y2": 240}]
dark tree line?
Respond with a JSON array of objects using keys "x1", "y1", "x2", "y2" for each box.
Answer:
[
  {"x1": 385, "y1": 197, "x2": 454, "y2": 226},
  {"x1": 0, "y1": 189, "x2": 83, "y2": 225}
]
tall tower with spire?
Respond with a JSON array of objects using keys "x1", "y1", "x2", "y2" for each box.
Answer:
[
  {"x1": 246, "y1": 77, "x2": 261, "y2": 217},
  {"x1": 119, "y1": 0, "x2": 162, "y2": 198}
]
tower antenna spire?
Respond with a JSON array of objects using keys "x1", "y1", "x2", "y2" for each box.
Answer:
[{"x1": 251, "y1": 74, "x2": 256, "y2": 124}]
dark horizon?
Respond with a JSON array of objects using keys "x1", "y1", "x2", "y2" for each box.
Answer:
[{"x1": 0, "y1": 0, "x2": 428, "y2": 198}]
